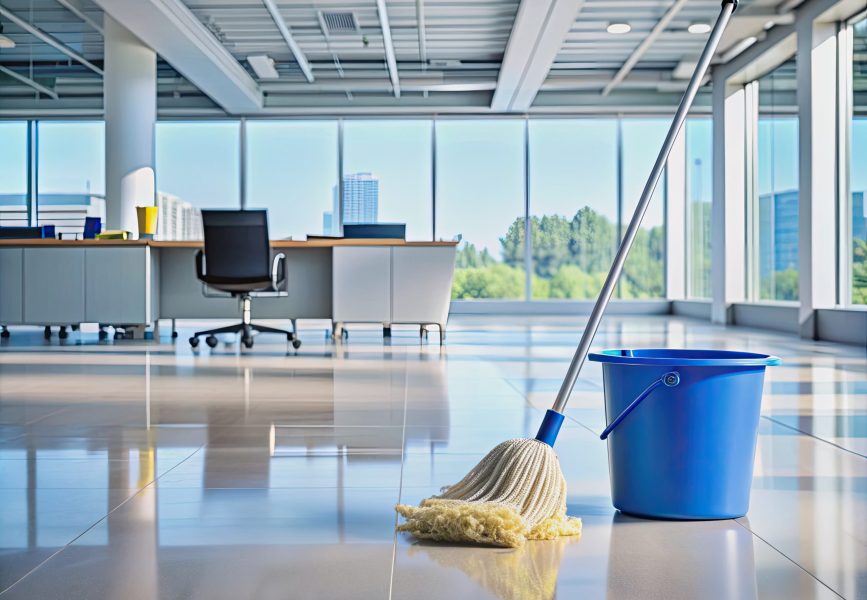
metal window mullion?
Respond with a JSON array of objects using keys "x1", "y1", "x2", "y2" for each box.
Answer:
[
  {"x1": 744, "y1": 81, "x2": 760, "y2": 301},
  {"x1": 615, "y1": 117, "x2": 624, "y2": 298},
  {"x1": 239, "y1": 117, "x2": 247, "y2": 209},
  {"x1": 28, "y1": 120, "x2": 38, "y2": 227},
  {"x1": 337, "y1": 118, "x2": 344, "y2": 235},
  {"x1": 837, "y1": 21, "x2": 854, "y2": 306},
  {"x1": 523, "y1": 117, "x2": 531, "y2": 302},
  {"x1": 431, "y1": 117, "x2": 436, "y2": 241}
]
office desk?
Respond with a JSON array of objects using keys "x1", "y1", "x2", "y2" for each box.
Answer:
[{"x1": 0, "y1": 239, "x2": 458, "y2": 337}]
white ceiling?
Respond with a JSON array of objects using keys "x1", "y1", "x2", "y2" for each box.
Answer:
[{"x1": 0, "y1": 0, "x2": 809, "y2": 115}]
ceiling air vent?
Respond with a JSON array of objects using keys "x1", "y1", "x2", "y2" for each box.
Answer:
[{"x1": 318, "y1": 11, "x2": 359, "y2": 36}]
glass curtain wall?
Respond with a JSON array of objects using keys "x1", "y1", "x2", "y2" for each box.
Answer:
[
  {"x1": 754, "y1": 59, "x2": 799, "y2": 301},
  {"x1": 686, "y1": 118, "x2": 713, "y2": 298},
  {"x1": 0, "y1": 122, "x2": 29, "y2": 226},
  {"x1": 528, "y1": 119, "x2": 618, "y2": 299},
  {"x1": 36, "y1": 122, "x2": 106, "y2": 234},
  {"x1": 342, "y1": 120, "x2": 433, "y2": 241},
  {"x1": 620, "y1": 119, "x2": 667, "y2": 298},
  {"x1": 850, "y1": 16, "x2": 867, "y2": 304},
  {"x1": 245, "y1": 121, "x2": 338, "y2": 239},
  {"x1": 436, "y1": 120, "x2": 526, "y2": 300}
]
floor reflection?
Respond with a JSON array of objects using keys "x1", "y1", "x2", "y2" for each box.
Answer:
[{"x1": 0, "y1": 316, "x2": 864, "y2": 598}]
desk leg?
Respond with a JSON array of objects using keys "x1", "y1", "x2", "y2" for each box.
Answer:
[{"x1": 383, "y1": 324, "x2": 392, "y2": 338}]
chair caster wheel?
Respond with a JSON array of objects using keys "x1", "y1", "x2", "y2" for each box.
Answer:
[
  {"x1": 44, "y1": 326, "x2": 52, "y2": 339},
  {"x1": 1, "y1": 328, "x2": 9, "y2": 339},
  {"x1": 189, "y1": 337, "x2": 199, "y2": 348},
  {"x1": 292, "y1": 339, "x2": 301, "y2": 349},
  {"x1": 171, "y1": 331, "x2": 178, "y2": 338},
  {"x1": 242, "y1": 336, "x2": 254, "y2": 349},
  {"x1": 205, "y1": 335, "x2": 218, "y2": 348},
  {"x1": 58, "y1": 327, "x2": 69, "y2": 340},
  {"x1": 98, "y1": 330, "x2": 108, "y2": 341}
]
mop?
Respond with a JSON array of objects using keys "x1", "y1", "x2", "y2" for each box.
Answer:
[{"x1": 396, "y1": 0, "x2": 739, "y2": 548}]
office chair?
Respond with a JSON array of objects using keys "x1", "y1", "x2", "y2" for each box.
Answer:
[{"x1": 189, "y1": 209, "x2": 300, "y2": 350}]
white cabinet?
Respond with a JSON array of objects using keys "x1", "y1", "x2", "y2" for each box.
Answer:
[
  {"x1": 24, "y1": 248, "x2": 86, "y2": 324},
  {"x1": 392, "y1": 246, "x2": 456, "y2": 325},
  {"x1": 332, "y1": 246, "x2": 391, "y2": 323},
  {"x1": 332, "y1": 245, "x2": 456, "y2": 330},
  {"x1": 0, "y1": 248, "x2": 24, "y2": 324},
  {"x1": 85, "y1": 247, "x2": 155, "y2": 324}
]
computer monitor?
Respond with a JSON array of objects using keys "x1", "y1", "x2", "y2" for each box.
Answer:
[{"x1": 342, "y1": 223, "x2": 406, "y2": 239}]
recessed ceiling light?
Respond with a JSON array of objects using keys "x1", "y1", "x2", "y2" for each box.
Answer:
[
  {"x1": 607, "y1": 22, "x2": 631, "y2": 34},
  {"x1": 247, "y1": 54, "x2": 279, "y2": 79},
  {"x1": 687, "y1": 22, "x2": 711, "y2": 34},
  {"x1": 0, "y1": 22, "x2": 15, "y2": 49}
]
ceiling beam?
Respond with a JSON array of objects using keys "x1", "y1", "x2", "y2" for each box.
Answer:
[
  {"x1": 0, "y1": 65, "x2": 60, "y2": 99},
  {"x1": 601, "y1": 0, "x2": 688, "y2": 96},
  {"x1": 91, "y1": 0, "x2": 262, "y2": 114},
  {"x1": 491, "y1": 0, "x2": 584, "y2": 112},
  {"x1": 416, "y1": 0, "x2": 427, "y2": 64},
  {"x1": 261, "y1": 0, "x2": 314, "y2": 83},
  {"x1": 376, "y1": 0, "x2": 401, "y2": 98},
  {"x1": 55, "y1": 0, "x2": 104, "y2": 35},
  {"x1": 0, "y1": 6, "x2": 103, "y2": 76}
]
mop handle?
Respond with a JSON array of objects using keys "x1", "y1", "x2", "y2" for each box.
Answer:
[{"x1": 550, "y1": 0, "x2": 737, "y2": 414}]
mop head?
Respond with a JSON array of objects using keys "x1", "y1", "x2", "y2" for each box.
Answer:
[{"x1": 395, "y1": 438, "x2": 581, "y2": 548}]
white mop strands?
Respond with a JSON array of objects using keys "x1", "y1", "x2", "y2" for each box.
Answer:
[{"x1": 395, "y1": 438, "x2": 582, "y2": 548}]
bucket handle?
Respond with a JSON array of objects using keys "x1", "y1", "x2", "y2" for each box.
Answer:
[{"x1": 600, "y1": 371, "x2": 680, "y2": 440}]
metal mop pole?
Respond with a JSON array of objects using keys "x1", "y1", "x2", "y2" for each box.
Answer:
[{"x1": 549, "y1": 0, "x2": 738, "y2": 416}]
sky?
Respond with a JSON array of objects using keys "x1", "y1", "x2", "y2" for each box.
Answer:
[{"x1": 2, "y1": 115, "x2": 865, "y2": 249}]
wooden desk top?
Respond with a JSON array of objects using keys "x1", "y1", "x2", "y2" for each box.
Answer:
[{"x1": 0, "y1": 239, "x2": 459, "y2": 248}]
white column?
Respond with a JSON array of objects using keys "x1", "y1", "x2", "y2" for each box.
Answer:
[
  {"x1": 797, "y1": 20, "x2": 838, "y2": 338},
  {"x1": 665, "y1": 127, "x2": 686, "y2": 300},
  {"x1": 104, "y1": 16, "x2": 156, "y2": 234},
  {"x1": 711, "y1": 78, "x2": 747, "y2": 324}
]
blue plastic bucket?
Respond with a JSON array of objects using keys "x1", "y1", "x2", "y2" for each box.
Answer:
[{"x1": 588, "y1": 349, "x2": 780, "y2": 520}]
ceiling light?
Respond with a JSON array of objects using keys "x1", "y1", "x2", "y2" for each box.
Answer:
[
  {"x1": 687, "y1": 22, "x2": 711, "y2": 34},
  {"x1": 0, "y1": 22, "x2": 14, "y2": 49},
  {"x1": 606, "y1": 22, "x2": 631, "y2": 34},
  {"x1": 247, "y1": 54, "x2": 279, "y2": 79}
]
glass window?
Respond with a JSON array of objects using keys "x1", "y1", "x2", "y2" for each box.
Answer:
[
  {"x1": 850, "y1": 16, "x2": 867, "y2": 305},
  {"x1": 686, "y1": 118, "x2": 713, "y2": 299},
  {"x1": 620, "y1": 119, "x2": 667, "y2": 298},
  {"x1": 246, "y1": 120, "x2": 339, "y2": 239},
  {"x1": 0, "y1": 122, "x2": 29, "y2": 227},
  {"x1": 156, "y1": 121, "x2": 240, "y2": 210},
  {"x1": 436, "y1": 120, "x2": 526, "y2": 300},
  {"x1": 754, "y1": 59, "x2": 799, "y2": 301},
  {"x1": 37, "y1": 121, "x2": 106, "y2": 235},
  {"x1": 528, "y1": 119, "x2": 618, "y2": 299},
  {"x1": 342, "y1": 120, "x2": 433, "y2": 241}
]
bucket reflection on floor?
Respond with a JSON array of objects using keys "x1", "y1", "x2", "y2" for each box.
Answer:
[{"x1": 605, "y1": 513, "x2": 758, "y2": 599}]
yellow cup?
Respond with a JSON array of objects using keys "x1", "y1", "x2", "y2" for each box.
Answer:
[{"x1": 136, "y1": 206, "x2": 159, "y2": 239}]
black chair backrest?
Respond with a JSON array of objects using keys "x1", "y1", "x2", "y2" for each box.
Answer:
[{"x1": 201, "y1": 210, "x2": 271, "y2": 281}]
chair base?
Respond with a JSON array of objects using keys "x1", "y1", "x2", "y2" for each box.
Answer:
[
  {"x1": 188, "y1": 295, "x2": 300, "y2": 350},
  {"x1": 190, "y1": 322, "x2": 297, "y2": 349}
]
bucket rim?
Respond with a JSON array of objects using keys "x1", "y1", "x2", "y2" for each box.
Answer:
[{"x1": 588, "y1": 348, "x2": 781, "y2": 367}]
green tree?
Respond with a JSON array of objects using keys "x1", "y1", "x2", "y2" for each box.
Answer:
[
  {"x1": 455, "y1": 242, "x2": 495, "y2": 269},
  {"x1": 569, "y1": 206, "x2": 616, "y2": 274},
  {"x1": 451, "y1": 263, "x2": 524, "y2": 299},
  {"x1": 548, "y1": 264, "x2": 607, "y2": 299},
  {"x1": 853, "y1": 239, "x2": 867, "y2": 304}
]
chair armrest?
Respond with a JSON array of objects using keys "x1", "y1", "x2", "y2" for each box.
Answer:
[
  {"x1": 195, "y1": 249, "x2": 205, "y2": 281},
  {"x1": 272, "y1": 252, "x2": 286, "y2": 291}
]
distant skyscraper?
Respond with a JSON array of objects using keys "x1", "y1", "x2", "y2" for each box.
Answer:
[
  {"x1": 758, "y1": 189, "x2": 799, "y2": 281},
  {"x1": 853, "y1": 191, "x2": 866, "y2": 243},
  {"x1": 337, "y1": 172, "x2": 379, "y2": 224}
]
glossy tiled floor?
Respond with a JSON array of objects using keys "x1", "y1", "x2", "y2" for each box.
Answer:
[{"x1": 0, "y1": 316, "x2": 864, "y2": 599}]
